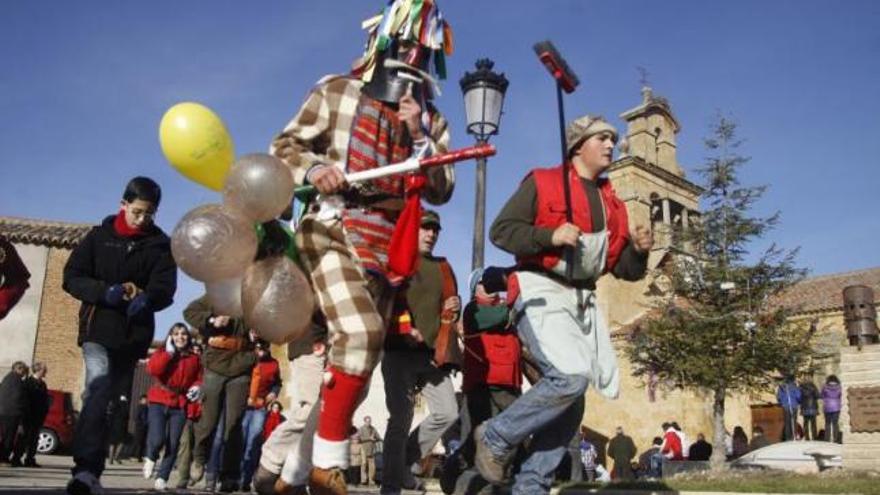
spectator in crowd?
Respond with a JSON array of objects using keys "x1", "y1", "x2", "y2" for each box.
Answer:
[
  {"x1": 252, "y1": 319, "x2": 327, "y2": 495},
  {"x1": 670, "y1": 422, "x2": 688, "y2": 458},
  {"x1": 687, "y1": 433, "x2": 712, "y2": 461},
  {"x1": 580, "y1": 434, "x2": 598, "y2": 482},
  {"x1": 184, "y1": 295, "x2": 256, "y2": 492},
  {"x1": 607, "y1": 426, "x2": 637, "y2": 480},
  {"x1": 0, "y1": 235, "x2": 31, "y2": 321},
  {"x1": 776, "y1": 375, "x2": 801, "y2": 441},
  {"x1": 173, "y1": 366, "x2": 205, "y2": 489},
  {"x1": 381, "y1": 210, "x2": 461, "y2": 495},
  {"x1": 748, "y1": 426, "x2": 770, "y2": 452},
  {"x1": 440, "y1": 266, "x2": 520, "y2": 494},
  {"x1": 107, "y1": 395, "x2": 129, "y2": 465},
  {"x1": 240, "y1": 341, "x2": 282, "y2": 491},
  {"x1": 731, "y1": 426, "x2": 749, "y2": 459},
  {"x1": 660, "y1": 423, "x2": 683, "y2": 460},
  {"x1": 205, "y1": 405, "x2": 227, "y2": 492},
  {"x1": 822, "y1": 375, "x2": 842, "y2": 443},
  {"x1": 143, "y1": 322, "x2": 202, "y2": 491},
  {"x1": 799, "y1": 378, "x2": 820, "y2": 440},
  {"x1": 13, "y1": 361, "x2": 50, "y2": 468},
  {"x1": 358, "y1": 416, "x2": 381, "y2": 488},
  {"x1": 566, "y1": 431, "x2": 585, "y2": 483},
  {"x1": 0, "y1": 361, "x2": 29, "y2": 466},
  {"x1": 132, "y1": 395, "x2": 149, "y2": 463},
  {"x1": 348, "y1": 431, "x2": 362, "y2": 486},
  {"x1": 637, "y1": 437, "x2": 663, "y2": 479},
  {"x1": 262, "y1": 401, "x2": 285, "y2": 442},
  {"x1": 62, "y1": 176, "x2": 177, "y2": 495}
]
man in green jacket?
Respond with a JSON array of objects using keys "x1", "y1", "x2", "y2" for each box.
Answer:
[
  {"x1": 381, "y1": 210, "x2": 460, "y2": 494},
  {"x1": 184, "y1": 295, "x2": 256, "y2": 492}
]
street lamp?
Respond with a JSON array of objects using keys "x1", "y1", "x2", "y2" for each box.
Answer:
[{"x1": 460, "y1": 58, "x2": 508, "y2": 270}]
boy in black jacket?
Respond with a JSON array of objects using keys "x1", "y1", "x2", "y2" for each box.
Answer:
[{"x1": 62, "y1": 177, "x2": 177, "y2": 495}]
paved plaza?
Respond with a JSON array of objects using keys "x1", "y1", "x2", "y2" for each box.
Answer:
[{"x1": 0, "y1": 455, "x2": 446, "y2": 494}]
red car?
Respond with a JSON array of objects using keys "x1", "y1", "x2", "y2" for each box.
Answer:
[{"x1": 38, "y1": 389, "x2": 76, "y2": 455}]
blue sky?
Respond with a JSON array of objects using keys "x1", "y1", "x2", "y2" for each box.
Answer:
[{"x1": 2, "y1": 1, "x2": 879, "y2": 339}]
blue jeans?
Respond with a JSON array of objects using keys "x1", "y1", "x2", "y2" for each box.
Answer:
[
  {"x1": 240, "y1": 408, "x2": 267, "y2": 486},
  {"x1": 207, "y1": 406, "x2": 226, "y2": 483},
  {"x1": 482, "y1": 308, "x2": 589, "y2": 495},
  {"x1": 71, "y1": 342, "x2": 136, "y2": 477},
  {"x1": 146, "y1": 404, "x2": 187, "y2": 481}
]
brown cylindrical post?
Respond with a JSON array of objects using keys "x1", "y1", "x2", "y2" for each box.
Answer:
[{"x1": 843, "y1": 285, "x2": 880, "y2": 348}]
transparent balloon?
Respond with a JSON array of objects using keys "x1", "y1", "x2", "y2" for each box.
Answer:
[
  {"x1": 171, "y1": 204, "x2": 257, "y2": 283},
  {"x1": 223, "y1": 153, "x2": 294, "y2": 223},
  {"x1": 242, "y1": 256, "x2": 315, "y2": 344},
  {"x1": 205, "y1": 277, "x2": 243, "y2": 317}
]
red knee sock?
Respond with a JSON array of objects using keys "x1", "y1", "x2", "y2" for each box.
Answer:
[{"x1": 317, "y1": 366, "x2": 369, "y2": 441}]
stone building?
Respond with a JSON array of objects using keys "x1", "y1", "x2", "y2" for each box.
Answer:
[{"x1": 583, "y1": 86, "x2": 880, "y2": 458}]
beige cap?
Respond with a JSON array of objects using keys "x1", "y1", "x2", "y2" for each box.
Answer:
[{"x1": 565, "y1": 115, "x2": 618, "y2": 158}]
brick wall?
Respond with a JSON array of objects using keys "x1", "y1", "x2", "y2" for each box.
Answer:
[{"x1": 32, "y1": 247, "x2": 85, "y2": 408}]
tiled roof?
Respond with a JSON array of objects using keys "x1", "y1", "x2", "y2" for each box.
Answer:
[
  {"x1": 775, "y1": 267, "x2": 880, "y2": 315},
  {"x1": 0, "y1": 216, "x2": 93, "y2": 249},
  {"x1": 612, "y1": 268, "x2": 880, "y2": 337}
]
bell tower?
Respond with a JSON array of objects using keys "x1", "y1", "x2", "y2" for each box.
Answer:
[{"x1": 607, "y1": 86, "x2": 702, "y2": 251}]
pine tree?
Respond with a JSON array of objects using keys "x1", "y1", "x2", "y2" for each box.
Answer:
[{"x1": 625, "y1": 114, "x2": 814, "y2": 469}]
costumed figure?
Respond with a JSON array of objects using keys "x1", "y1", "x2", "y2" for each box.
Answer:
[
  {"x1": 268, "y1": 1, "x2": 455, "y2": 494},
  {"x1": 472, "y1": 115, "x2": 654, "y2": 494}
]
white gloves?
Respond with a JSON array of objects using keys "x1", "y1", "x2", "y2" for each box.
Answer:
[{"x1": 186, "y1": 385, "x2": 202, "y2": 402}]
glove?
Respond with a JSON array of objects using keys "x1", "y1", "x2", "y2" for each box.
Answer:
[
  {"x1": 126, "y1": 292, "x2": 150, "y2": 317},
  {"x1": 164, "y1": 336, "x2": 176, "y2": 354},
  {"x1": 104, "y1": 284, "x2": 125, "y2": 306},
  {"x1": 186, "y1": 385, "x2": 202, "y2": 402}
]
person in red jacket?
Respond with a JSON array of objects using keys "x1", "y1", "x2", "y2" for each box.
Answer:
[
  {"x1": 441, "y1": 266, "x2": 521, "y2": 494},
  {"x1": 660, "y1": 422, "x2": 684, "y2": 460},
  {"x1": 262, "y1": 401, "x2": 286, "y2": 442},
  {"x1": 143, "y1": 323, "x2": 202, "y2": 490},
  {"x1": 0, "y1": 235, "x2": 30, "y2": 321},
  {"x1": 240, "y1": 340, "x2": 282, "y2": 491},
  {"x1": 473, "y1": 115, "x2": 654, "y2": 494}
]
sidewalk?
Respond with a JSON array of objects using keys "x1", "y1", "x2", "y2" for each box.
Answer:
[{"x1": 0, "y1": 455, "x2": 447, "y2": 494}]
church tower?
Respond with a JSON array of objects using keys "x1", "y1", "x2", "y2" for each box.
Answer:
[{"x1": 608, "y1": 86, "x2": 702, "y2": 251}]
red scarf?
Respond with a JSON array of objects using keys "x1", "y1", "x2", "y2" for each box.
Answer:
[{"x1": 113, "y1": 210, "x2": 147, "y2": 238}]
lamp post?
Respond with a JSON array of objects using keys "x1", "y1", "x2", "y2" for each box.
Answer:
[{"x1": 460, "y1": 58, "x2": 508, "y2": 270}]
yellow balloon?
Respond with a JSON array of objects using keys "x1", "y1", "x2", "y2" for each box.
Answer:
[{"x1": 159, "y1": 102, "x2": 234, "y2": 191}]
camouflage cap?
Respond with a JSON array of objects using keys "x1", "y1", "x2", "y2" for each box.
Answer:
[
  {"x1": 421, "y1": 209, "x2": 441, "y2": 230},
  {"x1": 565, "y1": 115, "x2": 618, "y2": 158}
]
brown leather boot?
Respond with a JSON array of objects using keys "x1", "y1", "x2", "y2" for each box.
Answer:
[
  {"x1": 273, "y1": 477, "x2": 309, "y2": 495},
  {"x1": 308, "y1": 467, "x2": 347, "y2": 495}
]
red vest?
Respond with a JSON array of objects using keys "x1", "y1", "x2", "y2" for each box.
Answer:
[
  {"x1": 517, "y1": 165, "x2": 630, "y2": 274},
  {"x1": 463, "y1": 330, "x2": 522, "y2": 393}
]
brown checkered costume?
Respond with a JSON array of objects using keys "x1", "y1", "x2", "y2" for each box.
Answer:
[{"x1": 270, "y1": 74, "x2": 454, "y2": 376}]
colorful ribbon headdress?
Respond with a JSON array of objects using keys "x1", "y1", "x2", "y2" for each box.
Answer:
[{"x1": 357, "y1": 0, "x2": 454, "y2": 83}]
